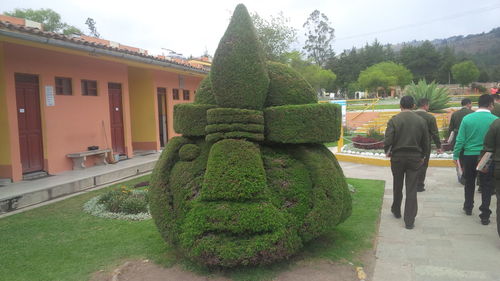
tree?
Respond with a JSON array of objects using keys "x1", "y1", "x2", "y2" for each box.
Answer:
[
  {"x1": 303, "y1": 10, "x2": 335, "y2": 67},
  {"x1": 4, "y1": 8, "x2": 82, "y2": 35},
  {"x1": 357, "y1": 61, "x2": 413, "y2": 96},
  {"x1": 398, "y1": 41, "x2": 441, "y2": 82},
  {"x1": 85, "y1": 18, "x2": 100, "y2": 38},
  {"x1": 326, "y1": 40, "x2": 395, "y2": 95},
  {"x1": 451, "y1": 60, "x2": 480, "y2": 87},
  {"x1": 284, "y1": 51, "x2": 336, "y2": 93},
  {"x1": 436, "y1": 46, "x2": 457, "y2": 84},
  {"x1": 251, "y1": 12, "x2": 297, "y2": 62}
]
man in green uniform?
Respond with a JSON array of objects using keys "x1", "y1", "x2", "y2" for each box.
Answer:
[
  {"x1": 384, "y1": 96, "x2": 429, "y2": 229},
  {"x1": 448, "y1": 98, "x2": 474, "y2": 184},
  {"x1": 453, "y1": 94, "x2": 497, "y2": 222},
  {"x1": 448, "y1": 98, "x2": 473, "y2": 143},
  {"x1": 414, "y1": 98, "x2": 443, "y2": 192},
  {"x1": 491, "y1": 93, "x2": 500, "y2": 117},
  {"x1": 482, "y1": 118, "x2": 500, "y2": 236}
]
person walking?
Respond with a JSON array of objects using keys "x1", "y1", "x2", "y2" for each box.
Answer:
[
  {"x1": 453, "y1": 94, "x2": 497, "y2": 223},
  {"x1": 414, "y1": 98, "x2": 443, "y2": 192},
  {"x1": 448, "y1": 98, "x2": 474, "y2": 184},
  {"x1": 482, "y1": 118, "x2": 500, "y2": 235},
  {"x1": 491, "y1": 93, "x2": 500, "y2": 117},
  {"x1": 384, "y1": 96, "x2": 429, "y2": 229}
]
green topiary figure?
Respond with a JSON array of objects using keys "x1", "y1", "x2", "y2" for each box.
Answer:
[{"x1": 150, "y1": 3, "x2": 351, "y2": 268}]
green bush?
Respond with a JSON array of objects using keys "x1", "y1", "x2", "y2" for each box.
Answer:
[
  {"x1": 178, "y1": 144, "x2": 201, "y2": 161},
  {"x1": 207, "y1": 108, "x2": 264, "y2": 125},
  {"x1": 194, "y1": 75, "x2": 216, "y2": 105},
  {"x1": 266, "y1": 61, "x2": 317, "y2": 106},
  {"x1": 150, "y1": 141, "x2": 351, "y2": 267},
  {"x1": 405, "y1": 80, "x2": 450, "y2": 112},
  {"x1": 150, "y1": 3, "x2": 351, "y2": 268},
  {"x1": 264, "y1": 103, "x2": 341, "y2": 143},
  {"x1": 98, "y1": 187, "x2": 148, "y2": 214},
  {"x1": 211, "y1": 4, "x2": 269, "y2": 109},
  {"x1": 173, "y1": 103, "x2": 216, "y2": 136}
]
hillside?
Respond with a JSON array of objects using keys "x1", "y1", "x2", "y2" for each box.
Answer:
[{"x1": 392, "y1": 27, "x2": 500, "y2": 69}]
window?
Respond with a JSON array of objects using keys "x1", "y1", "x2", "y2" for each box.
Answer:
[
  {"x1": 81, "y1": 80, "x2": 98, "y2": 96},
  {"x1": 55, "y1": 77, "x2": 72, "y2": 95},
  {"x1": 173, "y1": 88, "x2": 180, "y2": 100},
  {"x1": 183, "y1": 90, "x2": 190, "y2": 100}
]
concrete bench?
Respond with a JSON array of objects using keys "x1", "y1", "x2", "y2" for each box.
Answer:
[{"x1": 67, "y1": 149, "x2": 111, "y2": 170}]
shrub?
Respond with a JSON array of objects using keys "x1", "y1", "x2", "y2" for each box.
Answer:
[
  {"x1": 194, "y1": 75, "x2": 216, "y2": 105},
  {"x1": 266, "y1": 61, "x2": 317, "y2": 106},
  {"x1": 179, "y1": 144, "x2": 201, "y2": 161},
  {"x1": 405, "y1": 80, "x2": 450, "y2": 112},
  {"x1": 174, "y1": 104, "x2": 216, "y2": 136},
  {"x1": 264, "y1": 103, "x2": 341, "y2": 143},
  {"x1": 211, "y1": 4, "x2": 269, "y2": 109},
  {"x1": 98, "y1": 186, "x2": 149, "y2": 214}
]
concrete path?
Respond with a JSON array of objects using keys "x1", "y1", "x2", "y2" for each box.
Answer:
[{"x1": 339, "y1": 161, "x2": 499, "y2": 281}]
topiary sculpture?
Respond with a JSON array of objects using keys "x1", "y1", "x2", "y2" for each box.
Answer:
[{"x1": 150, "y1": 4, "x2": 351, "y2": 268}]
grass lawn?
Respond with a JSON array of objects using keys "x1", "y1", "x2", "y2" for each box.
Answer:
[{"x1": 0, "y1": 174, "x2": 384, "y2": 281}]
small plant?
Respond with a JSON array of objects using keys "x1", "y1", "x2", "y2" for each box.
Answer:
[
  {"x1": 98, "y1": 186, "x2": 148, "y2": 214},
  {"x1": 405, "y1": 80, "x2": 450, "y2": 112},
  {"x1": 366, "y1": 127, "x2": 384, "y2": 140},
  {"x1": 84, "y1": 185, "x2": 151, "y2": 220}
]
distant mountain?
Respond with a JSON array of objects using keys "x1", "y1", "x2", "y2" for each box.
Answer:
[{"x1": 391, "y1": 27, "x2": 500, "y2": 69}]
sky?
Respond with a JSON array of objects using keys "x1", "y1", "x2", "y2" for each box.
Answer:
[{"x1": 2, "y1": 0, "x2": 500, "y2": 58}]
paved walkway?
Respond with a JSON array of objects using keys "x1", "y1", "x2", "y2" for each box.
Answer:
[{"x1": 339, "y1": 161, "x2": 499, "y2": 281}]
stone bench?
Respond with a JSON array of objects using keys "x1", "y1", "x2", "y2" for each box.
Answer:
[{"x1": 67, "y1": 149, "x2": 111, "y2": 170}]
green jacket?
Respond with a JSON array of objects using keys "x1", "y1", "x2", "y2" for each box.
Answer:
[
  {"x1": 384, "y1": 111, "x2": 430, "y2": 157},
  {"x1": 448, "y1": 107, "x2": 474, "y2": 137},
  {"x1": 453, "y1": 109, "x2": 498, "y2": 160},
  {"x1": 482, "y1": 119, "x2": 500, "y2": 162},
  {"x1": 414, "y1": 109, "x2": 441, "y2": 149}
]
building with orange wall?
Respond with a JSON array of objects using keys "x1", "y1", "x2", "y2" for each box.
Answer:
[{"x1": 0, "y1": 15, "x2": 208, "y2": 183}]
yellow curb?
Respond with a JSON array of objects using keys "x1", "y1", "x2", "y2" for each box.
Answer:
[{"x1": 334, "y1": 153, "x2": 455, "y2": 167}]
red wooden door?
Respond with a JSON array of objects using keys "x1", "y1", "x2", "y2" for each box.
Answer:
[
  {"x1": 15, "y1": 74, "x2": 44, "y2": 173},
  {"x1": 108, "y1": 83, "x2": 125, "y2": 155}
]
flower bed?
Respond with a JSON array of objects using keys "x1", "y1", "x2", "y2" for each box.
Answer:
[
  {"x1": 83, "y1": 187, "x2": 151, "y2": 221},
  {"x1": 351, "y1": 135, "x2": 384, "y2": 149}
]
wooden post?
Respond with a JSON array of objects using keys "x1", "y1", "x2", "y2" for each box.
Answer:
[{"x1": 337, "y1": 126, "x2": 344, "y2": 153}]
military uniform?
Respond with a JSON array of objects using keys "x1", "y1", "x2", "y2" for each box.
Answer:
[
  {"x1": 448, "y1": 107, "x2": 474, "y2": 144},
  {"x1": 482, "y1": 118, "x2": 500, "y2": 236},
  {"x1": 491, "y1": 102, "x2": 500, "y2": 117},
  {"x1": 414, "y1": 109, "x2": 441, "y2": 191},
  {"x1": 384, "y1": 111, "x2": 429, "y2": 228}
]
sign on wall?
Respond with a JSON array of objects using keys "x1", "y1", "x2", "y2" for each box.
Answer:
[
  {"x1": 45, "y1": 86, "x2": 55, "y2": 106},
  {"x1": 329, "y1": 100, "x2": 347, "y2": 126}
]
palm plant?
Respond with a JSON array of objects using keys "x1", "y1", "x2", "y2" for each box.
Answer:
[{"x1": 405, "y1": 80, "x2": 450, "y2": 112}]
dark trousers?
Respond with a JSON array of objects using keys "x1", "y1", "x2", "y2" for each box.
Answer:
[
  {"x1": 493, "y1": 162, "x2": 500, "y2": 237},
  {"x1": 416, "y1": 151, "x2": 430, "y2": 190},
  {"x1": 391, "y1": 155, "x2": 422, "y2": 226},
  {"x1": 462, "y1": 155, "x2": 494, "y2": 219}
]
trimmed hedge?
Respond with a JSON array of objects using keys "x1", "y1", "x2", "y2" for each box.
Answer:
[
  {"x1": 174, "y1": 103, "x2": 216, "y2": 136},
  {"x1": 179, "y1": 144, "x2": 201, "y2": 161},
  {"x1": 205, "y1": 123, "x2": 264, "y2": 134},
  {"x1": 150, "y1": 141, "x2": 351, "y2": 267},
  {"x1": 194, "y1": 76, "x2": 216, "y2": 105},
  {"x1": 201, "y1": 139, "x2": 267, "y2": 201},
  {"x1": 207, "y1": 108, "x2": 264, "y2": 125},
  {"x1": 206, "y1": 131, "x2": 265, "y2": 143},
  {"x1": 266, "y1": 61, "x2": 318, "y2": 106},
  {"x1": 264, "y1": 103, "x2": 341, "y2": 143},
  {"x1": 211, "y1": 4, "x2": 269, "y2": 109}
]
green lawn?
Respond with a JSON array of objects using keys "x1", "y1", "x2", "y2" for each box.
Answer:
[{"x1": 0, "y1": 175, "x2": 384, "y2": 281}]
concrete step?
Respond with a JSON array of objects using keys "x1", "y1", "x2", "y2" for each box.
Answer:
[
  {"x1": 23, "y1": 171, "x2": 49, "y2": 181},
  {"x1": 0, "y1": 178, "x2": 12, "y2": 187}
]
